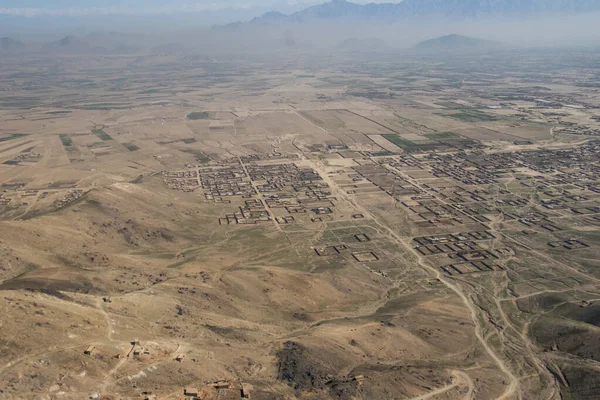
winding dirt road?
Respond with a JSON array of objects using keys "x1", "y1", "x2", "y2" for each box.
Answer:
[{"x1": 309, "y1": 157, "x2": 520, "y2": 400}]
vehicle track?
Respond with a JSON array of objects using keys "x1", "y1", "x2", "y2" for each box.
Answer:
[{"x1": 309, "y1": 157, "x2": 521, "y2": 400}]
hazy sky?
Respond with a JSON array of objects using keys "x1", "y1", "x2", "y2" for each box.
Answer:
[
  {"x1": 0, "y1": 0, "x2": 404, "y2": 16},
  {"x1": 0, "y1": 0, "x2": 403, "y2": 36}
]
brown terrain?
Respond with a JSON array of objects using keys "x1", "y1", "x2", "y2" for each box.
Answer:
[{"x1": 0, "y1": 48, "x2": 599, "y2": 400}]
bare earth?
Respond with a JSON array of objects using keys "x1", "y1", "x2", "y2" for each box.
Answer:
[{"x1": 0, "y1": 49, "x2": 599, "y2": 400}]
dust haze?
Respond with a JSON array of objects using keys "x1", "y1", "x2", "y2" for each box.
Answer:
[
  {"x1": 2, "y1": 12, "x2": 600, "y2": 52},
  {"x1": 1, "y1": 1, "x2": 599, "y2": 400}
]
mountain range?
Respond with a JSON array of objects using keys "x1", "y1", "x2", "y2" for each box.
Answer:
[
  {"x1": 1, "y1": 0, "x2": 599, "y2": 54},
  {"x1": 247, "y1": 0, "x2": 600, "y2": 25},
  {"x1": 413, "y1": 34, "x2": 499, "y2": 50},
  {"x1": 0, "y1": 32, "x2": 150, "y2": 54},
  {"x1": 0, "y1": 37, "x2": 25, "y2": 51}
]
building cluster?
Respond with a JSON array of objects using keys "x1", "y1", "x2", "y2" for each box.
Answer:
[
  {"x1": 0, "y1": 193, "x2": 10, "y2": 205},
  {"x1": 556, "y1": 126, "x2": 600, "y2": 136},
  {"x1": 200, "y1": 163, "x2": 255, "y2": 201},
  {"x1": 353, "y1": 164, "x2": 420, "y2": 197},
  {"x1": 55, "y1": 190, "x2": 87, "y2": 209},
  {"x1": 0, "y1": 180, "x2": 88, "y2": 211},
  {"x1": 548, "y1": 239, "x2": 590, "y2": 250},
  {"x1": 428, "y1": 154, "x2": 503, "y2": 186},
  {"x1": 412, "y1": 231, "x2": 509, "y2": 275},
  {"x1": 342, "y1": 141, "x2": 598, "y2": 277},
  {"x1": 3, "y1": 150, "x2": 43, "y2": 166},
  {"x1": 185, "y1": 160, "x2": 338, "y2": 225},
  {"x1": 162, "y1": 169, "x2": 199, "y2": 192},
  {"x1": 248, "y1": 163, "x2": 336, "y2": 220},
  {"x1": 240, "y1": 153, "x2": 297, "y2": 163},
  {"x1": 441, "y1": 260, "x2": 505, "y2": 276},
  {"x1": 219, "y1": 199, "x2": 271, "y2": 225},
  {"x1": 247, "y1": 163, "x2": 325, "y2": 192},
  {"x1": 183, "y1": 380, "x2": 252, "y2": 399},
  {"x1": 313, "y1": 230, "x2": 383, "y2": 275},
  {"x1": 158, "y1": 139, "x2": 596, "y2": 280}
]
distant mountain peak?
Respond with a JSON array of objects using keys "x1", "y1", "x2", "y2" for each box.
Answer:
[
  {"x1": 289, "y1": 0, "x2": 364, "y2": 20},
  {"x1": 414, "y1": 34, "x2": 499, "y2": 51},
  {"x1": 43, "y1": 35, "x2": 95, "y2": 53},
  {"x1": 59, "y1": 36, "x2": 75, "y2": 45},
  {"x1": 0, "y1": 37, "x2": 25, "y2": 51},
  {"x1": 54, "y1": 35, "x2": 89, "y2": 47},
  {"x1": 262, "y1": 11, "x2": 287, "y2": 19}
]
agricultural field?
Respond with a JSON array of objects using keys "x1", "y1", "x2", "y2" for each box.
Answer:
[{"x1": 0, "y1": 47, "x2": 598, "y2": 400}]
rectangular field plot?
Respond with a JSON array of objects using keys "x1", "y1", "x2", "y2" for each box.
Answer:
[{"x1": 441, "y1": 261, "x2": 505, "y2": 276}]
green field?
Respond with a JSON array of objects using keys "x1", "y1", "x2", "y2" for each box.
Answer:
[
  {"x1": 92, "y1": 129, "x2": 112, "y2": 141},
  {"x1": 371, "y1": 151, "x2": 395, "y2": 157},
  {"x1": 58, "y1": 134, "x2": 73, "y2": 147},
  {"x1": 186, "y1": 111, "x2": 210, "y2": 120},
  {"x1": 424, "y1": 131, "x2": 459, "y2": 139},
  {"x1": 381, "y1": 134, "x2": 445, "y2": 153},
  {"x1": 46, "y1": 111, "x2": 72, "y2": 115},
  {"x1": 182, "y1": 149, "x2": 210, "y2": 163},
  {"x1": 444, "y1": 110, "x2": 497, "y2": 122},
  {"x1": 78, "y1": 103, "x2": 131, "y2": 110},
  {"x1": 0, "y1": 133, "x2": 27, "y2": 143},
  {"x1": 381, "y1": 134, "x2": 419, "y2": 150},
  {"x1": 123, "y1": 143, "x2": 139, "y2": 152},
  {"x1": 139, "y1": 89, "x2": 161, "y2": 94}
]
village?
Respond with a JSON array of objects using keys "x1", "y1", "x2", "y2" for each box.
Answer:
[{"x1": 0, "y1": 40, "x2": 599, "y2": 400}]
